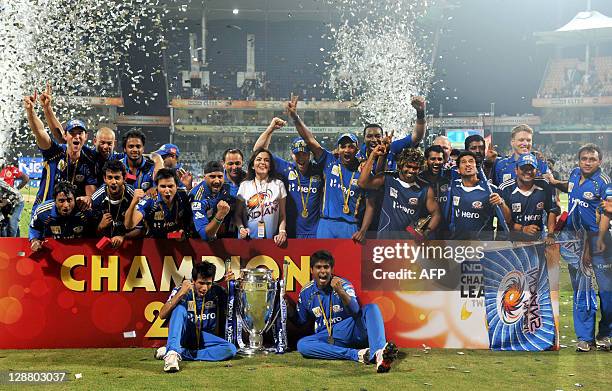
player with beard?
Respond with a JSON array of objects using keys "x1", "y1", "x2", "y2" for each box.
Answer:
[
  {"x1": 489, "y1": 124, "x2": 549, "y2": 186},
  {"x1": 120, "y1": 129, "x2": 158, "y2": 195},
  {"x1": 91, "y1": 160, "x2": 141, "y2": 248},
  {"x1": 286, "y1": 95, "x2": 374, "y2": 241},
  {"x1": 29, "y1": 182, "x2": 94, "y2": 252},
  {"x1": 253, "y1": 117, "x2": 324, "y2": 238},
  {"x1": 444, "y1": 151, "x2": 509, "y2": 240},
  {"x1": 432, "y1": 135, "x2": 452, "y2": 165},
  {"x1": 359, "y1": 146, "x2": 441, "y2": 239},
  {"x1": 546, "y1": 144, "x2": 611, "y2": 351},
  {"x1": 293, "y1": 250, "x2": 398, "y2": 373},
  {"x1": 359, "y1": 96, "x2": 426, "y2": 170},
  {"x1": 190, "y1": 161, "x2": 236, "y2": 240},
  {"x1": 222, "y1": 148, "x2": 246, "y2": 197},
  {"x1": 157, "y1": 261, "x2": 236, "y2": 372},
  {"x1": 418, "y1": 145, "x2": 451, "y2": 211},
  {"x1": 498, "y1": 154, "x2": 560, "y2": 243},
  {"x1": 24, "y1": 91, "x2": 97, "y2": 212},
  {"x1": 125, "y1": 168, "x2": 192, "y2": 238}
]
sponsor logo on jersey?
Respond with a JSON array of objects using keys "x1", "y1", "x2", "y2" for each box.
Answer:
[
  {"x1": 191, "y1": 202, "x2": 201, "y2": 211},
  {"x1": 536, "y1": 202, "x2": 544, "y2": 210},
  {"x1": 440, "y1": 184, "x2": 449, "y2": 193},
  {"x1": 583, "y1": 191, "x2": 594, "y2": 200},
  {"x1": 204, "y1": 300, "x2": 215, "y2": 309},
  {"x1": 409, "y1": 197, "x2": 418, "y2": 205},
  {"x1": 389, "y1": 187, "x2": 398, "y2": 198},
  {"x1": 512, "y1": 203, "x2": 522, "y2": 213},
  {"x1": 73, "y1": 225, "x2": 83, "y2": 233},
  {"x1": 472, "y1": 201, "x2": 483, "y2": 209},
  {"x1": 332, "y1": 304, "x2": 342, "y2": 313},
  {"x1": 75, "y1": 174, "x2": 85, "y2": 182}
]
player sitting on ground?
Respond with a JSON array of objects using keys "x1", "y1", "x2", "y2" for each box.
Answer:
[
  {"x1": 292, "y1": 250, "x2": 398, "y2": 373},
  {"x1": 156, "y1": 261, "x2": 236, "y2": 372}
]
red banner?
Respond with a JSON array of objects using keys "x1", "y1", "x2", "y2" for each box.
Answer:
[{"x1": 0, "y1": 239, "x2": 559, "y2": 350}]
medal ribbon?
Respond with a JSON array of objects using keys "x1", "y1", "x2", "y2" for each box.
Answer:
[
  {"x1": 190, "y1": 285, "x2": 206, "y2": 348},
  {"x1": 337, "y1": 166, "x2": 356, "y2": 214},
  {"x1": 316, "y1": 291, "x2": 334, "y2": 339},
  {"x1": 296, "y1": 172, "x2": 313, "y2": 217}
]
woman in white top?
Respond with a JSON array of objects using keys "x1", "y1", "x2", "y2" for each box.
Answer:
[{"x1": 234, "y1": 147, "x2": 287, "y2": 246}]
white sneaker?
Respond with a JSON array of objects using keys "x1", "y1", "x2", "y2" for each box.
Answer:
[
  {"x1": 375, "y1": 342, "x2": 398, "y2": 373},
  {"x1": 163, "y1": 350, "x2": 181, "y2": 373},
  {"x1": 357, "y1": 348, "x2": 370, "y2": 364},
  {"x1": 154, "y1": 346, "x2": 167, "y2": 360}
]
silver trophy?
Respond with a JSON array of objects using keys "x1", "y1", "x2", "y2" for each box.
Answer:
[{"x1": 236, "y1": 267, "x2": 279, "y2": 355}]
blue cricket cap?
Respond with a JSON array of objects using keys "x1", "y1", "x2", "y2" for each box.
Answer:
[
  {"x1": 65, "y1": 119, "x2": 87, "y2": 133},
  {"x1": 517, "y1": 153, "x2": 537, "y2": 168}
]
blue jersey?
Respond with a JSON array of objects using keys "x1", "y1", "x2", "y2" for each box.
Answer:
[
  {"x1": 224, "y1": 171, "x2": 245, "y2": 197},
  {"x1": 166, "y1": 284, "x2": 227, "y2": 335},
  {"x1": 274, "y1": 156, "x2": 323, "y2": 237},
  {"x1": 566, "y1": 167, "x2": 610, "y2": 232},
  {"x1": 377, "y1": 174, "x2": 429, "y2": 239},
  {"x1": 189, "y1": 181, "x2": 236, "y2": 240},
  {"x1": 499, "y1": 178, "x2": 560, "y2": 232},
  {"x1": 135, "y1": 189, "x2": 192, "y2": 237},
  {"x1": 121, "y1": 156, "x2": 155, "y2": 191},
  {"x1": 318, "y1": 149, "x2": 367, "y2": 224},
  {"x1": 82, "y1": 146, "x2": 125, "y2": 186},
  {"x1": 35, "y1": 140, "x2": 97, "y2": 210},
  {"x1": 296, "y1": 277, "x2": 360, "y2": 333},
  {"x1": 29, "y1": 200, "x2": 93, "y2": 240},
  {"x1": 358, "y1": 134, "x2": 415, "y2": 171},
  {"x1": 91, "y1": 184, "x2": 137, "y2": 237},
  {"x1": 418, "y1": 170, "x2": 451, "y2": 210},
  {"x1": 492, "y1": 155, "x2": 549, "y2": 186},
  {"x1": 445, "y1": 179, "x2": 498, "y2": 240}
]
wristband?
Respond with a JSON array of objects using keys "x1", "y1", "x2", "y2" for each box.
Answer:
[
  {"x1": 416, "y1": 110, "x2": 425, "y2": 120},
  {"x1": 213, "y1": 216, "x2": 224, "y2": 224},
  {"x1": 279, "y1": 229, "x2": 286, "y2": 234},
  {"x1": 292, "y1": 115, "x2": 301, "y2": 123}
]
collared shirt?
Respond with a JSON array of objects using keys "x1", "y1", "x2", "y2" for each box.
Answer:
[
  {"x1": 29, "y1": 200, "x2": 93, "y2": 240},
  {"x1": 34, "y1": 140, "x2": 97, "y2": 210},
  {"x1": 499, "y1": 178, "x2": 560, "y2": 232},
  {"x1": 492, "y1": 155, "x2": 549, "y2": 186},
  {"x1": 91, "y1": 184, "x2": 137, "y2": 237},
  {"x1": 166, "y1": 284, "x2": 227, "y2": 335},
  {"x1": 121, "y1": 156, "x2": 155, "y2": 191},
  {"x1": 224, "y1": 171, "x2": 245, "y2": 197},
  {"x1": 296, "y1": 277, "x2": 359, "y2": 333},
  {"x1": 566, "y1": 167, "x2": 610, "y2": 232},
  {"x1": 190, "y1": 181, "x2": 236, "y2": 240},
  {"x1": 445, "y1": 179, "x2": 499, "y2": 239},
  {"x1": 317, "y1": 149, "x2": 367, "y2": 225},
  {"x1": 135, "y1": 189, "x2": 192, "y2": 237},
  {"x1": 274, "y1": 156, "x2": 323, "y2": 237},
  {"x1": 377, "y1": 173, "x2": 430, "y2": 239}
]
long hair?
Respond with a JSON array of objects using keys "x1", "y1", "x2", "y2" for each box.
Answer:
[{"x1": 246, "y1": 147, "x2": 278, "y2": 181}]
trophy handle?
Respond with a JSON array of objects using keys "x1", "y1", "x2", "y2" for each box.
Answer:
[{"x1": 262, "y1": 281, "x2": 281, "y2": 333}]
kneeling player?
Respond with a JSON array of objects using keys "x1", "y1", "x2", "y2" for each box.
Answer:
[
  {"x1": 293, "y1": 250, "x2": 397, "y2": 373},
  {"x1": 156, "y1": 262, "x2": 236, "y2": 372}
]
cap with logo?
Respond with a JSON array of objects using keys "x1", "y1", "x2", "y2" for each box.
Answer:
[
  {"x1": 291, "y1": 137, "x2": 310, "y2": 154},
  {"x1": 156, "y1": 143, "x2": 180, "y2": 158},
  {"x1": 337, "y1": 132, "x2": 359, "y2": 147},
  {"x1": 65, "y1": 119, "x2": 87, "y2": 133},
  {"x1": 517, "y1": 153, "x2": 537, "y2": 168}
]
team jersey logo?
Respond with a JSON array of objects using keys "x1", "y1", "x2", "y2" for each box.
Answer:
[
  {"x1": 331, "y1": 165, "x2": 341, "y2": 176},
  {"x1": 497, "y1": 270, "x2": 527, "y2": 325},
  {"x1": 583, "y1": 191, "x2": 594, "y2": 200},
  {"x1": 75, "y1": 174, "x2": 85, "y2": 182},
  {"x1": 512, "y1": 203, "x2": 522, "y2": 213},
  {"x1": 311, "y1": 175, "x2": 321, "y2": 182},
  {"x1": 191, "y1": 202, "x2": 201, "y2": 211},
  {"x1": 288, "y1": 171, "x2": 298, "y2": 180},
  {"x1": 472, "y1": 201, "x2": 483, "y2": 209},
  {"x1": 536, "y1": 202, "x2": 544, "y2": 210},
  {"x1": 154, "y1": 211, "x2": 164, "y2": 220},
  {"x1": 503, "y1": 173, "x2": 511, "y2": 182},
  {"x1": 50, "y1": 226, "x2": 61, "y2": 235},
  {"x1": 332, "y1": 304, "x2": 341, "y2": 313},
  {"x1": 409, "y1": 197, "x2": 418, "y2": 205},
  {"x1": 73, "y1": 226, "x2": 83, "y2": 233},
  {"x1": 440, "y1": 184, "x2": 448, "y2": 192},
  {"x1": 188, "y1": 301, "x2": 196, "y2": 311},
  {"x1": 204, "y1": 300, "x2": 215, "y2": 309},
  {"x1": 246, "y1": 190, "x2": 272, "y2": 209},
  {"x1": 453, "y1": 196, "x2": 460, "y2": 206},
  {"x1": 389, "y1": 187, "x2": 398, "y2": 198},
  {"x1": 568, "y1": 182, "x2": 574, "y2": 192},
  {"x1": 312, "y1": 307, "x2": 322, "y2": 317}
]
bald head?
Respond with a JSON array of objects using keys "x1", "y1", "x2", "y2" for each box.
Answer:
[
  {"x1": 433, "y1": 136, "x2": 451, "y2": 161},
  {"x1": 94, "y1": 127, "x2": 116, "y2": 159}
]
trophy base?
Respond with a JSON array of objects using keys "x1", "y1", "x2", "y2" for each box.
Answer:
[{"x1": 237, "y1": 347, "x2": 277, "y2": 356}]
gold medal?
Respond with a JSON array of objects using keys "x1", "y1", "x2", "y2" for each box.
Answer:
[
  {"x1": 302, "y1": 209, "x2": 309, "y2": 218},
  {"x1": 343, "y1": 204, "x2": 350, "y2": 214}
]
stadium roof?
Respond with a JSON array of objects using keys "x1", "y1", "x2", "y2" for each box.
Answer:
[{"x1": 534, "y1": 10, "x2": 612, "y2": 45}]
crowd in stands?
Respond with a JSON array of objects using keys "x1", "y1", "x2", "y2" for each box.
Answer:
[{"x1": 538, "y1": 57, "x2": 612, "y2": 98}]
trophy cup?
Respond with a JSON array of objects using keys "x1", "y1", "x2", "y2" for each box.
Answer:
[{"x1": 235, "y1": 267, "x2": 280, "y2": 355}]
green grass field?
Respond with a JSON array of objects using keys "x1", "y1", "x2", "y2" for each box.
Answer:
[{"x1": 6, "y1": 191, "x2": 609, "y2": 390}]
